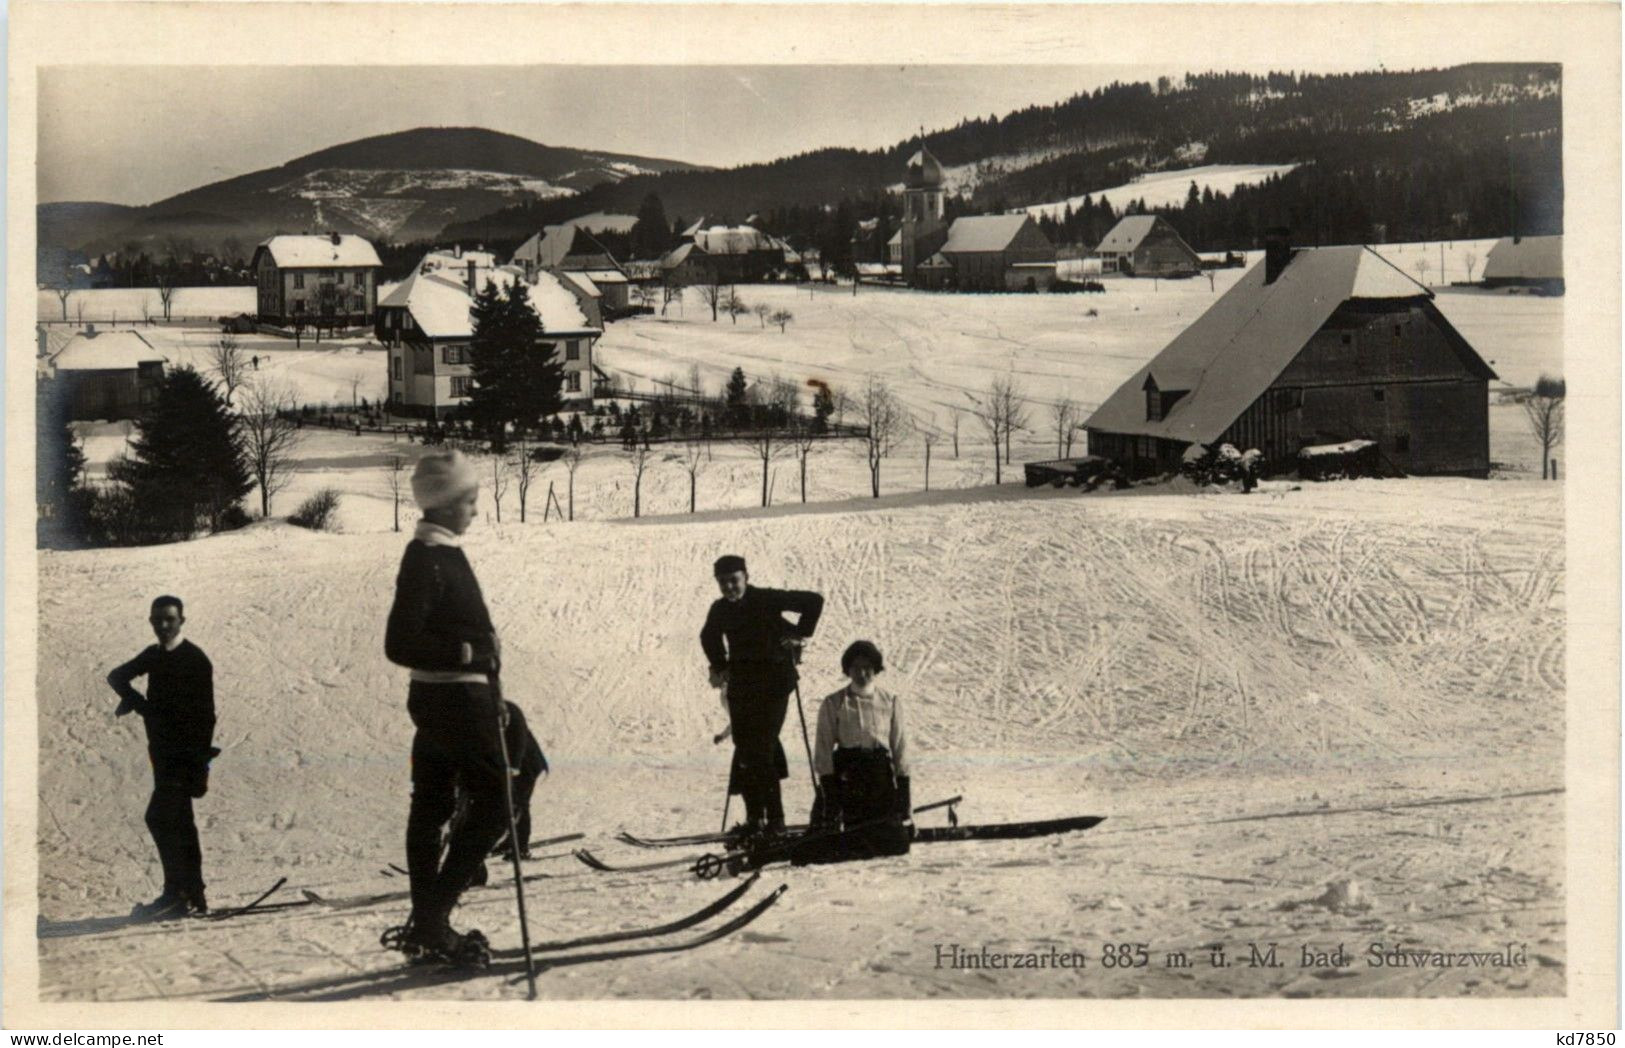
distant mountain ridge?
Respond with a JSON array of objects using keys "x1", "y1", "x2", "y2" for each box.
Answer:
[{"x1": 45, "y1": 127, "x2": 707, "y2": 257}]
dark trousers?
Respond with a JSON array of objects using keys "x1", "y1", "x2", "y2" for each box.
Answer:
[
  {"x1": 146, "y1": 756, "x2": 205, "y2": 893},
  {"x1": 406, "y1": 681, "x2": 508, "y2": 927},
  {"x1": 726, "y1": 670, "x2": 793, "y2": 825},
  {"x1": 792, "y1": 748, "x2": 911, "y2": 865}
]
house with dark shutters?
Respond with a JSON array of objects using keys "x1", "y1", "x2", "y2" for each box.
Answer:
[
  {"x1": 375, "y1": 246, "x2": 601, "y2": 419},
  {"x1": 251, "y1": 233, "x2": 382, "y2": 328},
  {"x1": 1085, "y1": 234, "x2": 1497, "y2": 479},
  {"x1": 1093, "y1": 215, "x2": 1201, "y2": 278}
]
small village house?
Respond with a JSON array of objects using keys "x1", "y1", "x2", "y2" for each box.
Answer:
[
  {"x1": 375, "y1": 247, "x2": 601, "y2": 419},
  {"x1": 510, "y1": 224, "x2": 635, "y2": 316},
  {"x1": 43, "y1": 327, "x2": 166, "y2": 421},
  {"x1": 251, "y1": 233, "x2": 382, "y2": 328},
  {"x1": 662, "y1": 219, "x2": 788, "y2": 285},
  {"x1": 1093, "y1": 215, "x2": 1202, "y2": 277},
  {"x1": 1085, "y1": 232, "x2": 1497, "y2": 478},
  {"x1": 1482, "y1": 234, "x2": 1563, "y2": 293}
]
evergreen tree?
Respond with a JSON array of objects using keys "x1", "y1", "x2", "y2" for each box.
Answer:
[
  {"x1": 36, "y1": 379, "x2": 87, "y2": 545},
  {"x1": 725, "y1": 367, "x2": 750, "y2": 429},
  {"x1": 467, "y1": 279, "x2": 565, "y2": 449},
  {"x1": 108, "y1": 366, "x2": 250, "y2": 540},
  {"x1": 631, "y1": 193, "x2": 673, "y2": 260}
]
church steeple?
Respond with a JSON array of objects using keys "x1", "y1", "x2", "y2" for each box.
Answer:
[{"x1": 901, "y1": 135, "x2": 947, "y2": 286}]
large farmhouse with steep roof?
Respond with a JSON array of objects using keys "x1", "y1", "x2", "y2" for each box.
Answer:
[
  {"x1": 251, "y1": 233, "x2": 382, "y2": 328},
  {"x1": 1085, "y1": 234, "x2": 1497, "y2": 478}
]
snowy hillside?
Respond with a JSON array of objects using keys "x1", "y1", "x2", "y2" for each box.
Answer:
[{"x1": 1024, "y1": 164, "x2": 1300, "y2": 222}]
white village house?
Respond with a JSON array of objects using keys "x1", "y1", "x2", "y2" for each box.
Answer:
[
  {"x1": 250, "y1": 233, "x2": 383, "y2": 329},
  {"x1": 42, "y1": 327, "x2": 166, "y2": 421},
  {"x1": 375, "y1": 247, "x2": 601, "y2": 419}
]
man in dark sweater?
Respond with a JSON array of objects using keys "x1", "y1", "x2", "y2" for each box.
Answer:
[
  {"x1": 700, "y1": 555, "x2": 824, "y2": 836},
  {"x1": 106, "y1": 595, "x2": 218, "y2": 920},
  {"x1": 383, "y1": 449, "x2": 505, "y2": 967}
]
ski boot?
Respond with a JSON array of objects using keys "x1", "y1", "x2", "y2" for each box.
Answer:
[
  {"x1": 130, "y1": 886, "x2": 207, "y2": 922},
  {"x1": 382, "y1": 918, "x2": 491, "y2": 968}
]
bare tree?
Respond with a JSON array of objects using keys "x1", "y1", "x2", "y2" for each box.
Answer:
[
  {"x1": 156, "y1": 272, "x2": 177, "y2": 322},
  {"x1": 698, "y1": 279, "x2": 723, "y2": 322},
  {"x1": 238, "y1": 377, "x2": 305, "y2": 518},
  {"x1": 754, "y1": 302, "x2": 772, "y2": 328},
  {"x1": 919, "y1": 421, "x2": 939, "y2": 492},
  {"x1": 383, "y1": 454, "x2": 407, "y2": 532},
  {"x1": 675, "y1": 436, "x2": 708, "y2": 513},
  {"x1": 488, "y1": 453, "x2": 510, "y2": 523},
  {"x1": 563, "y1": 442, "x2": 585, "y2": 521},
  {"x1": 857, "y1": 376, "x2": 910, "y2": 498},
  {"x1": 1524, "y1": 374, "x2": 1565, "y2": 479},
  {"x1": 742, "y1": 426, "x2": 785, "y2": 508},
  {"x1": 54, "y1": 286, "x2": 71, "y2": 322},
  {"x1": 770, "y1": 308, "x2": 794, "y2": 333},
  {"x1": 663, "y1": 281, "x2": 684, "y2": 317},
  {"x1": 951, "y1": 404, "x2": 962, "y2": 458},
  {"x1": 350, "y1": 373, "x2": 363, "y2": 411},
  {"x1": 1413, "y1": 258, "x2": 1430, "y2": 286},
  {"x1": 726, "y1": 290, "x2": 749, "y2": 325},
  {"x1": 209, "y1": 332, "x2": 247, "y2": 408},
  {"x1": 1463, "y1": 250, "x2": 1479, "y2": 283},
  {"x1": 632, "y1": 283, "x2": 658, "y2": 313},
  {"x1": 512, "y1": 434, "x2": 542, "y2": 522},
  {"x1": 789, "y1": 416, "x2": 818, "y2": 503},
  {"x1": 1049, "y1": 397, "x2": 1079, "y2": 457},
  {"x1": 626, "y1": 443, "x2": 652, "y2": 517},
  {"x1": 967, "y1": 374, "x2": 1029, "y2": 484},
  {"x1": 686, "y1": 363, "x2": 705, "y2": 399}
]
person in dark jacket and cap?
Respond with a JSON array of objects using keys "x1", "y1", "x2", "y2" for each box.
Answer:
[
  {"x1": 106, "y1": 595, "x2": 220, "y2": 919},
  {"x1": 700, "y1": 555, "x2": 823, "y2": 837},
  {"x1": 382, "y1": 449, "x2": 506, "y2": 966}
]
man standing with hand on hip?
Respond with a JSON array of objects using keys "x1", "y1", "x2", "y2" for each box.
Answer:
[{"x1": 701, "y1": 555, "x2": 824, "y2": 839}]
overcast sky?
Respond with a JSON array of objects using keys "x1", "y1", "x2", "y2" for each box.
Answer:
[{"x1": 39, "y1": 64, "x2": 1221, "y2": 206}]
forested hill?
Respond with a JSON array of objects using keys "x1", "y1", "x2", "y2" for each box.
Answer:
[{"x1": 444, "y1": 64, "x2": 1561, "y2": 258}]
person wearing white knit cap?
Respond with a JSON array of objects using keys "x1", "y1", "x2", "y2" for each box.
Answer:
[{"x1": 381, "y1": 449, "x2": 504, "y2": 967}]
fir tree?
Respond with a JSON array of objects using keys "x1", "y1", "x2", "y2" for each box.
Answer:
[
  {"x1": 467, "y1": 279, "x2": 565, "y2": 449},
  {"x1": 725, "y1": 367, "x2": 750, "y2": 429},
  {"x1": 631, "y1": 193, "x2": 673, "y2": 260},
  {"x1": 109, "y1": 365, "x2": 250, "y2": 539}
]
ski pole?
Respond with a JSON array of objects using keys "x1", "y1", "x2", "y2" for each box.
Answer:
[
  {"x1": 791, "y1": 680, "x2": 819, "y2": 797},
  {"x1": 489, "y1": 674, "x2": 537, "y2": 999}
]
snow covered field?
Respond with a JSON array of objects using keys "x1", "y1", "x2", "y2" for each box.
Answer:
[
  {"x1": 1025, "y1": 163, "x2": 1300, "y2": 221},
  {"x1": 35, "y1": 477, "x2": 1565, "y2": 1000},
  {"x1": 34, "y1": 245, "x2": 1568, "y2": 1002}
]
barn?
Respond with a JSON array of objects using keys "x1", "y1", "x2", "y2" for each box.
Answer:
[
  {"x1": 936, "y1": 214, "x2": 1057, "y2": 291},
  {"x1": 1093, "y1": 215, "x2": 1201, "y2": 278},
  {"x1": 1482, "y1": 234, "x2": 1563, "y2": 293},
  {"x1": 1085, "y1": 235, "x2": 1498, "y2": 479},
  {"x1": 44, "y1": 328, "x2": 166, "y2": 421}
]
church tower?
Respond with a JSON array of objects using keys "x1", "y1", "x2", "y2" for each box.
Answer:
[{"x1": 900, "y1": 142, "x2": 946, "y2": 287}]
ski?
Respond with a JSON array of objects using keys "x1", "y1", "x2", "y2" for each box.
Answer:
[
  {"x1": 198, "y1": 876, "x2": 290, "y2": 921},
  {"x1": 499, "y1": 882, "x2": 790, "y2": 983},
  {"x1": 573, "y1": 848, "x2": 704, "y2": 874},
  {"x1": 617, "y1": 795, "x2": 965, "y2": 849},
  {"x1": 914, "y1": 814, "x2": 1104, "y2": 842},
  {"x1": 302, "y1": 868, "x2": 557, "y2": 912},
  {"x1": 510, "y1": 872, "x2": 760, "y2": 953}
]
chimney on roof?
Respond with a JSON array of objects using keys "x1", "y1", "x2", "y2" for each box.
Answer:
[
  {"x1": 84, "y1": 323, "x2": 97, "y2": 338},
  {"x1": 467, "y1": 258, "x2": 477, "y2": 293},
  {"x1": 523, "y1": 259, "x2": 535, "y2": 283},
  {"x1": 330, "y1": 231, "x2": 341, "y2": 246},
  {"x1": 1263, "y1": 227, "x2": 1293, "y2": 285},
  {"x1": 454, "y1": 244, "x2": 463, "y2": 260}
]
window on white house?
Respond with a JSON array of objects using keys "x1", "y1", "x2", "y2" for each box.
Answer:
[
  {"x1": 566, "y1": 340, "x2": 580, "y2": 361},
  {"x1": 450, "y1": 377, "x2": 472, "y2": 398},
  {"x1": 393, "y1": 356, "x2": 402, "y2": 381},
  {"x1": 443, "y1": 346, "x2": 465, "y2": 365},
  {"x1": 294, "y1": 273, "x2": 305, "y2": 289},
  {"x1": 566, "y1": 372, "x2": 582, "y2": 392}
]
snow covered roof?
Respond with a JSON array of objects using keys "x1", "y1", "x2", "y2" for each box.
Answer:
[
  {"x1": 692, "y1": 225, "x2": 780, "y2": 255},
  {"x1": 256, "y1": 234, "x2": 382, "y2": 269},
  {"x1": 941, "y1": 215, "x2": 1033, "y2": 254},
  {"x1": 1094, "y1": 215, "x2": 1199, "y2": 257},
  {"x1": 561, "y1": 271, "x2": 601, "y2": 298},
  {"x1": 905, "y1": 146, "x2": 945, "y2": 189},
  {"x1": 661, "y1": 242, "x2": 697, "y2": 270},
  {"x1": 582, "y1": 269, "x2": 627, "y2": 284},
  {"x1": 49, "y1": 330, "x2": 163, "y2": 371},
  {"x1": 511, "y1": 225, "x2": 623, "y2": 274},
  {"x1": 379, "y1": 250, "x2": 597, "y2": 339},
  {"x1": 1483, "y1": 234, "x2": 1563, "y2": 280},
  {"x1": 1086, "y1": 245, "x2": 1494, "y2": 445}
]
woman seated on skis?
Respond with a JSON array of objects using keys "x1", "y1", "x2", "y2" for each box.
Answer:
[{"x1": 792, "y1": 640, "x2": 913, "y2": 865}]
